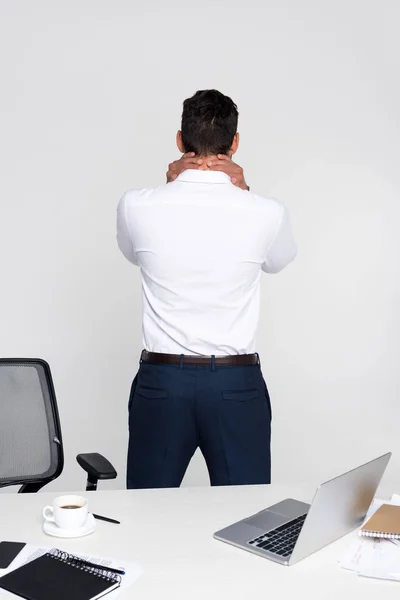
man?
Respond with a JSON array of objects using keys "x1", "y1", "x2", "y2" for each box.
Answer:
[{"x1": 117, "y1": 89, "x2": 297, "y2": 489}]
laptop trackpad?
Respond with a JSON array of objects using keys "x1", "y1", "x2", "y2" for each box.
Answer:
[{"x1": 244, "y1": 510, "x2": 288, "y2": 530}]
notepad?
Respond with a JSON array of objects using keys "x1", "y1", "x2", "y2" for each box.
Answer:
[
  {"x1": 360, "y1": 503, "x2": 400, "y2": 539},
  {"x1": 0, "y1": 549, "x2": 120, "y2": 600}
]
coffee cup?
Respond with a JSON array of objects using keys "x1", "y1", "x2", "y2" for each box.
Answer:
[{"x1": 43, "y1": 495, "x2": 88, "y2": 530}]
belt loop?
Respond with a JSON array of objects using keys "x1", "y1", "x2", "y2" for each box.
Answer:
[
  {"x1": 256, "y1": 352, "x2": 261, "y2": 367},
  {"x1": 140, "y1": 349, "x2": 145, "y2": 365},
  {"x1": 179, "y1": 354, "x2": 184, "y2": 369},
  {"x1": 211, "y1": 355, "x2": 216, "y2": 371}
]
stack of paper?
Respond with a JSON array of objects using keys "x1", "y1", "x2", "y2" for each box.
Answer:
[{"x1": 340, "y1": 494, "x2": 400, "y2": 581}]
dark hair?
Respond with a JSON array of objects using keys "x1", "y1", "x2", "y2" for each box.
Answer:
[{"x1": 181, "y1": 89, "x2": 238, "y2": 156}]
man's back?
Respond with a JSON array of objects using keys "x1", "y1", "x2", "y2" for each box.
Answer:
[{"x1": 117, "y1": 169, "x2": 297, "y2": 356}]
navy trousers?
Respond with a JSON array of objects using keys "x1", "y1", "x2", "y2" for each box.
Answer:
[{"x1": 127, "y1": 359, "x2": 272, "y2": 489}]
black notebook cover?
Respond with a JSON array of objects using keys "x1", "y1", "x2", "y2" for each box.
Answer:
[{"x1": 0, "y1": 551, "x2": 120, "y2": 600}]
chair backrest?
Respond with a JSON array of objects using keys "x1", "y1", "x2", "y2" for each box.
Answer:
[{"x1": 0, "y1": 359, "x2": 64, "y2": 491}]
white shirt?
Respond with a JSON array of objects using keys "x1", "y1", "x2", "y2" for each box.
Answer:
[{"x1": 117, "y1": 169, "x2": 297, "y2": 356}]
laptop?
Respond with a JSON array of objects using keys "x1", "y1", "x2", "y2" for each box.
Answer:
[{"x1": 214, "y1": 453, "x2": 391, "y2": 565}]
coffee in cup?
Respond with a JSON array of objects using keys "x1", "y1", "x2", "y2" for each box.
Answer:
[{"x1": 43, "y1": 495, "x2": 88, "y2": 530}]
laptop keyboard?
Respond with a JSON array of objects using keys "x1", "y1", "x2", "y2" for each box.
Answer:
[{"x1": 248, "y1": 514, "x2": 307, "y2": 557}]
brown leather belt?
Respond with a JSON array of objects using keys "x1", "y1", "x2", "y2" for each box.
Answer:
[{"x1": 140, "y1": 350, "x2": 259, "y2": 367}]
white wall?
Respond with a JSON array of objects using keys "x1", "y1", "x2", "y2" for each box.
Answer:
[{"x1": 0, "y1": 0, "x2": 399, "y2": 492}]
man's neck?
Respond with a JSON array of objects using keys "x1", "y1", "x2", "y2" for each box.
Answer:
[{"x1": 193, "y1": 153, "x2": 230, "y2": 169}]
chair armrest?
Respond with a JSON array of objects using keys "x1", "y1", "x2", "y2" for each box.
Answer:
[{"x1": 76, "y1": 453, "x2": 117, "y2": 481}]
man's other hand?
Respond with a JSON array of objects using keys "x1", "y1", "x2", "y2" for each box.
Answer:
[
  {"x1": 166, "y1": 153, "x2": 203, "y2": 183},
  {"x1": 206, "y1": 155, "x2": 249, "y2": 191}
]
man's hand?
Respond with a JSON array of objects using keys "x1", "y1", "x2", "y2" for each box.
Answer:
[
  {"x1": 166, "y1": 153, "x2": 203, "y2": 183},
  {"x1": 206, "y1": 155, "x2": 249, "y2": 191},
  {"x1": 166, "y1": 152, "x2": 249, "y2": 191}
]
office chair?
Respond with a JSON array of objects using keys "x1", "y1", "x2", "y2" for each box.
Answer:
[{"x1": 0, "y1": 358, "x2": 117, "y2": 493}]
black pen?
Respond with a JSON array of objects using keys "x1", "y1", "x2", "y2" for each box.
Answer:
[
  {"x1": 78, "y1": 559, "x2": 125, "y2": 576},
  {"x1": 92, "y1": 513, "x2": 120, "y2": 525}
]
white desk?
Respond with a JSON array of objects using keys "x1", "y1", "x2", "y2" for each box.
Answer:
[{"x1": 0, "y1": 484, "x2": 398, "y2": 599}]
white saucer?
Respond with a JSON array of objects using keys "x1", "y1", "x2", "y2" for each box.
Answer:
[{"x1": 43, "y1": 513, "x2": 96, "y2": 538}]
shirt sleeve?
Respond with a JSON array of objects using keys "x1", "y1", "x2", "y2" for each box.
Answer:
[
  {"x1": 116, "y1": 194, "x2": 139, "y2": 266},
  {"x1": 262, "y1": 205, "x2": 297, "y2": 274}
]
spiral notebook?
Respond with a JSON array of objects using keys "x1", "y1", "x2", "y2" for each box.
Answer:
[
  {"x1": 360, "y1": 504, "x2": 400, "y2": 539},
  {"x1": 0, "y1": 549, "x2": 120, "y2": 600}
]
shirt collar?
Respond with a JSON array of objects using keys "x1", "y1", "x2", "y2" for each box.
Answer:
[{"x1": 176, "y1": 169, "x2": 231, "y2": 184}]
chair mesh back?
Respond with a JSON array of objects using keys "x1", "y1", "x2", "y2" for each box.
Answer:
[{"x1": 0, "y1": 361, "x2": 62, "y2": 486}]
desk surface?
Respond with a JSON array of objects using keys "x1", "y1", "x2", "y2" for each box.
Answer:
[{"x1": 0, "y1": 484, "x2": 398, "y2": 599}]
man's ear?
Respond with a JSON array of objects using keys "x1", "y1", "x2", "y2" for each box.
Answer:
[
  {"x1": 230, "y1": 133, "x2": 240, "y2": 157},
  {"x1": 176, "y1": 130, "x2": 185, "y2": 154}
]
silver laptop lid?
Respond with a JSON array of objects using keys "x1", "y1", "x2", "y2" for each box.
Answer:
[{"x1": 289, "y1": 452, "x2": 391, "y2": 564}]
